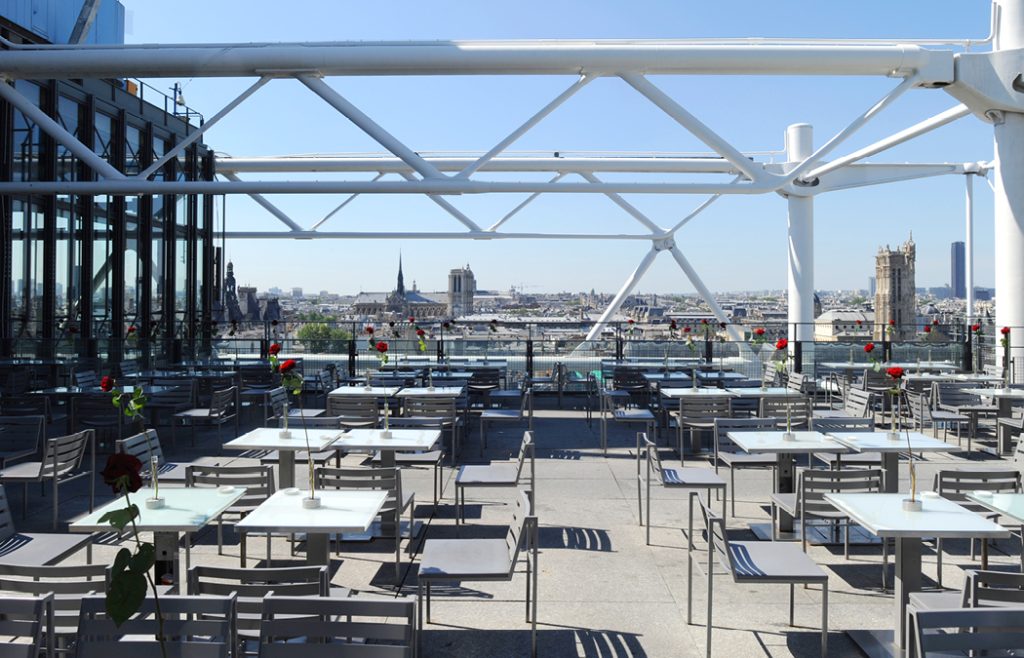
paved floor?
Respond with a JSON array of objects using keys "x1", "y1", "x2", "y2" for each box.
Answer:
[{"x1": 17, "y1": 398, "x2": 1023, "y2": 657}]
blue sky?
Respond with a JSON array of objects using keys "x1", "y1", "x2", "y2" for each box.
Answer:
[{"x1": 122, "y1": 0, "x2": 995, "y2": 295}]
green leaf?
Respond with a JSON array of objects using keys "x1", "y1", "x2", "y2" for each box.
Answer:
[
  {"x1": 129, "y1": 543, "x2": 155, "y2": 573},
  {"x1": 112, "y1": 395, "x2": 121, "y2": 408},
  {"x1": 111, "y1": 547, "x2": 132, "y2": 575},
  {"x1": 98, "y1": 504, "x2": 139, "y2": 531},
  {"x1": 106, "y1": 570, "x2": 147, "y2": 627}
]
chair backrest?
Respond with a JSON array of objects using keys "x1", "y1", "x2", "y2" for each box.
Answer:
[
  {"x1": 325, "y1": 396, "x2": 379, "y2": 424},
  {"x1": 0, "y1": 594, "x2": 50, "y2": 658},
  {"x1": 150, "y1": 381, "x2": 196, "y2": 407},
  {"x1": 271, "y1": 415, "x2": 343, "y2": 430},
  {"x1": 912, "y1": 607, "x2": 1024, "y2": 657},
  {"x1": 71, "y1": 396, "x2": 122, "y2": 431},
  {"x1": 504, "y1": 489, "x2": 534, "y2": 577},
  {"x1": 188, "y1": 565, "x2": 327, "y2": 638},
  {"x1": 844, "y1": 388, "x2": 874, "y2": 417},
  {"x1": 758, "y1": 396, "x2": 812, "y2": 423},
  {"x1": 43, "y1": 430, "x2": 92, "y2": 480},
  {"x1": 0, "y1": 415, "x2": 43, "y2": 460},
  {"x1": 934, "y1": 469, "x2": 1021, "y2": 504},
  {"x1": 116, "y1": 429, "x2": 165, "y2": 467},
  {"x1": 76, "y1": 594, "x2": 237, "y2": 658},
  {"x1": 934, "y1": 382, "x2": 982, "y2": 407},
  {"x1": 314, "y1": 466, "x2": 402, "y2": 523},
  {"x1": 0, "y1": 562, "x2": 106, "y2": 641},
  {"x1": 800, "y1": 468, "x2": 883, "y2": 522},
  {"x1": 713, "y1": 417, "x2": 782, "y2": 454},
  {"x1": 964, "y1": 569, "x2": 1024, "y2": 607},
  {"x1": 678, "y1": 396, "x2": 732, "y2": 419},
  {"x1": 119, "y1": 360, "x2": 139, "y2": 378},
  {"x1": 612, "y1": 367, "x2": 649, "y2": 392},
  {"x1": 209, "y1": 387, "x2": 238, "y2": 417},
  {"x1": 860, "y1": 367, "x2": 891, "y2": 392},
  {"x1": 240, "y1": 366, "x2": 275, "y2": 389},
  {"x1": 1014, "y1": 437, "x2": 1024, "y2": 477},
  {"x1": 467, "y1": 369, "x2": 500, "y2": 390},
  {"x1": 186, "y1": 464, "x2": 274, "y2": 514},
  {"x1": 73, "y1": 370, "x2": 98, "y2": 388},
  {"x1": 762, "y1": 363, "x2": 781, "y2": 388},
  {"x1": 697, "y1": 495, "x2": 734, "y2": 576},
  {"x1": 514, "y1": 431, "x2": 535, "y2": 481},
  {"x1": 258, "y1": 595, "x2": 415, "y2": 658},
  {"x1": 265, "y1": 387, "x2": 289, "y2": 419},
  {"x1": 641, "y1": 432, "x2": 675, "y2": 485},
  {"x1": 786, "y1": 372, "x2": 816, "y2": 395},
  {"x1": 402, "y1": 396, "x2": 457, "y2": 420},
  {"x1": 810, "y1": 416, "x2": 875, "y2": 432}
]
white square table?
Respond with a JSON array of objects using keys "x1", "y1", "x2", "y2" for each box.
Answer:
[
  {"x1": 70, "y1": 486, "x2": 246, "y2": 582},
  {"x1": 827, "y1": 431, "x2": 956, "y2": 493},
  {"x1": 727, "y1": 430, "x2": 845, "y2": 537},
  {"x1": 725, "y1": 386, "x2": 792, "y2": 398},
  {"x1": 332, "y1": 428, "x2": 441, "y2": 467},
  {"x1": 660, "y1": 388, "x2": 737, "y2": 398},
  {"x1": 966, "y1": 491, "x2": 1024, "y2": 525},
  {"x1": 824, "y1": 492, "x2": 1009, "y2": 657},
  {"x1": 237, "y1": 489, "x2": 387, "y2": 565},
  {"x1": 327, "y1": 386, "x2": 401, "y2": 398},
  {"x1": 224, "y1": 427, "x2": 343, "y2": 489},
  {"x1": 395, "y1": 386, "x2": 464, "y2": 398}
]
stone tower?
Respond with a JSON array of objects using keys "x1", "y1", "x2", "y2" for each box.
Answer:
[
  {"x1": 447, "y1": 264, "x2": 476, "y2": 317},
  {"x1": 874, "y1": 235, "x2": 916, "y2": 340}
]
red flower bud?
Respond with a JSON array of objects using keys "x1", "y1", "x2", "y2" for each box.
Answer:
[
  {"x1": 775, "y1": 338, "x2": 788, "y2": 351},
  {"x1": 683, "y1": 326, "x2": 691, "y2": 333},
  {"x1": 627, "y1": 319, "x2": 635, "y2": 325},
  {"x1": 1002, "y1": 326, "x2": 1011, "y2": 336},
  {"x1": 365, "y1": 326, "x2": 374, "y2": 335},
  {"x1": 864, "y1": 342, "x2": 875, "y2": 353},
  {"x1": 889, "y1": 319, "x2": 896, "y2": 326},
  {"x1": 923, "y1": 326, "x2": 931, "y2": 333},
  {"x1": 408, "y1": 317, "x2": 415, "y2": 323},
  {"x1": 269, "y1": 343, "x2": 281, "y2": 355},
  {"x1": 416, "y1": 328, "x2": 425, "y2": 337},
  {"x1": 754, "y1": 327, "x2": 765, "y2": 336},
  {"x1": 375, "y1": 341, "x2": 388, "y2": 353},
  {"x1": 101, "y1": 453, "x2": 142, "y2": 494},
  {"x1": 100, "y1": 376, "x2": 114, "y2": 392},
  {"x1": 886, "y1": 366, "x2": 905, "y2": 379},
  {"x1": 127, "y1": 326, "x2": 136, "y2": 334},
  {"x1": 971, "y1": 324, "x2": 981, "y2": 332},
  {"x1": 278, "y1": 359, "x2": 297, "y2": 373},
  {"x1": 932, "y1": 319, "x2": 939, "y2": 325}
]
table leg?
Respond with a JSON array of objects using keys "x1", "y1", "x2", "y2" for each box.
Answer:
[
  {"x1": 895, "y1": 536, "x2": 922, "y2": 652},
  {"x1": 153, "y1": 531, "x2": 180, "y2": 585},
  {"x1": 278, "y1": 451, "x2": 295, "y2": 489},
  {"x1": 882, "y1": 453, "x2": 899, "y2": 493},
  {"x1": 305, "y1": 532, "x2": 330, "y2": 566},
  {"x1": 777, "y1": 453, "x2": 795, "y2": 534}
]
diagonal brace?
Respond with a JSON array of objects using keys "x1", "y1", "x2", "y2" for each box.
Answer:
[
  {"x1": 220, "y1": 172, "x2": 303, "y2": 231},
  {"x1": 578, "y1": 171, "x2": 664, "y2": 234},
  {"x1": 399, "y1": 172, "x2": 482, "y2": 232}
]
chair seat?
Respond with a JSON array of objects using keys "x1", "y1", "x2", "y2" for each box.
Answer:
[
  {"x1": 175, "y1": 409, "x2": 224, "y2": 419},
  {"x1": 815, "y1": 452, "x2": 882, "y2": 468},
  {"x1": 481, "y1": 409, "x2": 522, "y2": 421},
  {"x1": 288, "y1": 408, "x2": 326, "y2": 418},
  {"x1": 770, "y1": 493, "x2": 798, "y2": 516},
  {"x1": 813, "y1": 410, "x2": 857, "y2": 419},
  {"x1": 456, "y1": 464, "x2": 519, "y2": 486},
  {"x1": 0, "y1": 532, "x2": 91, "y2": 566},
  {"x1": 940, "y1": 404, "x2": 997, "y2": 415},
  {"x1": 612, "y1": 409, "x2": 655, "y2": 422},
  {"x1": 661, "y1": 467, "x2": 726, "y2": 489},
  {"x1": 718, "y1": 452, "x2": 776, "y2": 467},
  {"x1": 419, "y1": 538, "x2": 512, "y2": 581},
  {"x1": 932, "y1": 410, "x2": 969, "y2": 422},
  {"x1": 0, "y1": 462, "x2": 45, "y2": 481},
  {"x1": 908, "y1": 590, "x2": 963, "y2": 611},
  {"x1": 726, "y1": 541, "x2": 829, "y2": 583},
  {"x1": 374, "y1": 450, "x2": 443, "y2": 465}
]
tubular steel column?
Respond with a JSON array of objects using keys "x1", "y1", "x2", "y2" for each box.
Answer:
[
  {"x1": 994, "y1": 0, "x2": 1024, "y2": 380},
  {"x1": 785, "y1": 124, "x2": 815, "y2": 346}
]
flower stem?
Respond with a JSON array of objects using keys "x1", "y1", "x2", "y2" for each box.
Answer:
[{"x1": 122, "y1": 489, "x2": 167, "y2": 658}]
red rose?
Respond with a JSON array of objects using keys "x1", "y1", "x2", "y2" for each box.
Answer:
[
  {"x1": 269, "y1": 343, "x2": 281, "y2": 355},
  {"x1": 101, "y1": 453, "x2": 142, "y2": 494},
  {"x1": 100, "y1": 376, "x2": 114, "y2": 392},
  {"x1": 754, "y1": 328, "x2": 765, "y2": 336},
  {"x1": 923, "y1": 326, "x2": 931, "y2": 333},
  {"x1": 416, "y1": 328, "x2": 425, "y2": 337},
  {"x1": 701, "y1": 319, "x2": 708, "y2": 325},
  {"x1": 627, "y1": 319, "x2": 635, "y2": 325},
  {"x1": 889, "y1": 319, "x2": 896, "y2": 326},
  {"x1": 683, "y1": 326, "x2": 691, "y2": 333},
  {"x1": 278, "y1": 359, "x2": 297, "y2": 373},
  {"x1": 365, "y1": 326, "x2": 374, "y2": 335},
  {"x1": 856, "y1": 320, "x2": 863, "y2": 326},
  {"x1": 971, "y1": 324, "x2": 981, "y2": 332},
  {"x1": 775, "y1": 338, "x2": 788, "y2": 351},
  {"x1": 408, "y1": 317, "x2": 415, "y2": 323},
  {"x1": 375, "y1": 341, "x2": 388, "y2": 353},
  {"x1": 1002, "y1": 327, "x2": 1011, "y2": 336},
  {"x1": 932, "y1": 319, "x2": 939, "y2": 325},
  {"x1": 886, "y1": 366, "x2": 904, "y2": 380},
  {"x1": 127, "y1": 326, "x2": 136, "y2": 334},
  {"x1": 670, "y1": 320, "x2": 677, "y2": 329},
  {"x1": 864, "y1": 342, "x2": 875, "y2": 353}
]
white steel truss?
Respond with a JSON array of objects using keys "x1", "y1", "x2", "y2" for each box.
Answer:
[{"x1": 1, "y1": 0, "x2": 1022, "y2": 341}]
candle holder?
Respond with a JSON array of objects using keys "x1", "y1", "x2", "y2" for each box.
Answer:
[{"x1": 302, "y1": 496, "x2": 322, "y2": 509}]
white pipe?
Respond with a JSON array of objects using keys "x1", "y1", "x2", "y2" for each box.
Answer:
[
  {"x1": 0, "y1": 80, "x2": 125, "y2": 181},
  {"x1": 219, "y1": 172, "x2": 303, "y2": 231},
  {"x1": 308, "y1": 172, "x2": 384, "y2": 231},
  {"x1": 577, "y1": 171, "x2": 664, "y2": 233},
  {"x1": 786, "y1": 124, "x2": 815, "y2": 344},
  {"x1": 225, "y1": 230, "x2": 657, "y2": 240},
  {"x1": 806, "y1": 104, "x2": 970, "y2": 180},
  {"x1": 666, "y1": 175, "x2": 743, "y2": 234},
  {"x1": 138, "y1": 76, "x2": 271, "y2": 180},
  {"x1": 398, "y1": 172, "x2": 482, "y2": 231},
  {"x1": 583, "y1": 248, "x2": 660, "y2": 342},
  {"x1": 620, "y1": 73, "x2": 765, "y2": 182},
  {"x1": 667, "y1": 245, "x2": 743, "y2": 342},
  {"x1": 965, "y1": 173, "x2": 976, "y2": 324},
  {"x1": 298, "y1": 75, "x2": 444, "y2": 180},
  {"x1": 0, "y1": 43, "x2": 945, "y2": 79},
  {"x1": 217, "y1": 155, "x2": 740, "y2": 174},
  {"x1": 487, "y1": 173, "x2": 565, "y2": 232},
  {"x1": 456, "y1": 75, "x2": 591, "y2": 179}
]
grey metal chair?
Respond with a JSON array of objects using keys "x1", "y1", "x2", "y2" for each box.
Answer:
[
  {"x1": 325, "y1": 395, "x2": 379, "y2": 429},
  {"x1": 814, "y1": 387, "x2": 873, "y2": 420},
  {"x1": 934, "y1": 382, "x2": 998, "y2": 452},
  {"x1": 0, "y1": 430, "x2": 94, "y2": 530},
  {"x1": 712, "y1": 417, "x2": 782, "y2": 516},
  {"x1": 909, "y1": 569, "x2": 1024, "y2": 645},
  {"x1": 0, "y1": 563, "x2": 106, "y2": 656},
  {"x1": 455, "y1": 431, "x2": 534, "y2": 524},
  {"x1": 0, "y1": 416, "x2": 42, "y2": 469},
  {"x1": 638, "y1": 432, "x2": 725, "y2": 546},
  {"x1": 0, "y1": 593, "x2": 52, "y2": 658},
  {"x1": 417, "y1": 488, "x2": 537, "y2": 657},
  {"x1": 600, "y1": 387, "x2": 654, "y2": 455},
  {"x1": 911, "y1": 607, "x2": 1024, "y2": 657},
  {"x1": 186, "y1": 464, "x2": 276, "y2": 566},
  {"x1": 258, "y1": 595, "x2": 416, "y2": 658},
  {"x1": 480, "y1": 388, "x2": 532, "y2": 452},
  {"x1": 0, "y1": 485, "x2": 92, "y2": 566},
  {"x1": 76, "y1": 593, "x2": 237, "y2": 658},
  {"x1": 674, "y1": 396, "x2": 732, "y2": 460},
  {"x1": 116, "y1": 428, "x2": 192, "y2": 484},
  {"x1": 173, "y1": 386, "x2": 239, "y2": 447},
  {"x1": 810, "y1": 416, "x2": 879, "y2": 469},
  {"x1": 759, "y1": 395, "x2": 812, "y2": 430},
  {"x1": 315, "y1": 466, "x2": 412, "y2": 579},
  {"x1": 688, "y1": 493, "x2": 829, "y2": 658}
]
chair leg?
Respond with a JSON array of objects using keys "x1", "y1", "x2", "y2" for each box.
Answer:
[
  {"x1": 821, "y1": 581, "x2": 829, "y2": 657},
  {"x1": 730, "y1": 469, "x2": 736, "y2": 518},
  {"x1": 936, "y1": 538, "x2": 943, "y2": 589},
  {"x1": 426, "y1": 582, "x2": 431, "y2": 622},
  {"x1": 789, "y1": 583, "x2": 795, "y2": 626}
]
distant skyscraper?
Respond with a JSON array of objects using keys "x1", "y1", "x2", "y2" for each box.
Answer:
[
  {"x1": 874, "y1": 236, "x2": 916, "y2": 340},
  {"x1": 950, "y1": 241, "x2": 966, "y2": 298},
  {"x1": 447, "y1": 264, "x2": 476, "y2": 317},
  {"x1": 868, "y1": 277, "x2": 876, "y2": 296}
]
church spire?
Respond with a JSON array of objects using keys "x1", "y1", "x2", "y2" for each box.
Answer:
[{"x1": 396, "y1": 252, "x2": 406, "y2": 296}]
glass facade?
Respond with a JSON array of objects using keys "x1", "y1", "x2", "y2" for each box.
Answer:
[{"x1": 0, "y1": 72, "x2": 215, "y2": 369}]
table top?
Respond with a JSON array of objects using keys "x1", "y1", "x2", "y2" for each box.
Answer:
[
  {"x1": 824, "y1": 493, "x2": 1010, "y2": 539},
  {"x1": 224, "y1": 427, "x2": 342, "y2": 452},
  {"x1": 725, "y1": 387, "x2": 792, "y2": 397},
  {"x1": 962, "y1": 387, "x2": 1024, "y2": 398},
  {"x1": 727, "y1": 430, "x2": 844, "y2": 454},
  {"x1": 70, "y1": 487, "x2": 247, "y2": 533},
  {"x1": 696, "y1": 370, "x2": 746, "y2": 380},
  {"x1": 820, "y1": 361, "x2": 959, "y2": 372},
  {"x1": 333, "y1": 428, "x2": 441, "y2": 452},
  {"x1": 828, "y1": 431, "x2": 957, "y2": 454},
  {"x1": 236, "y1": 489, "x2": 388, "y2": 533},
  {"x1": 642, "y1": 373, "x2": 693, "y2": 381},
  {"x1": 966, "y1": 492, "x2": 1024, "y2": 524},
  {"x1": 395, "y1": 386, "x2": 464, "y2": 398},
  {"x1": 328, "y1": 386, "x2": 401, "y2": 397},
  {"x1": 660, "y1": 387, "x2": 737, "y2": 399}
]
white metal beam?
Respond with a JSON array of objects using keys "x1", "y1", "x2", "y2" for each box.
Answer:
[
  {"x1": 298, "y1": 75, "x2": 444, "y2": 180},
  {"x1": 583, "y1": 247, "x2": 660, "y2": 342},
  {"x1": 577, "y1": 171, "x2": 664, "y2": 234},
  {"x1": 309, "y1": 173, "x2": 384, "y2": 231},
  {"x1": 224, "y1": 230, "x2": 656, "y2": 240},
  {"x1": 665, "y1": 176, "x2": 743, "y2": 234},
  {"x1": 398, "y1": 172, "x2": 482, "y2": 231},
  {"x1": 219, "y1": 172, "x2": 304, "y2": 231},
  {"x1": 486, "y1": 173, "x2": 566, "y2": 232}
]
